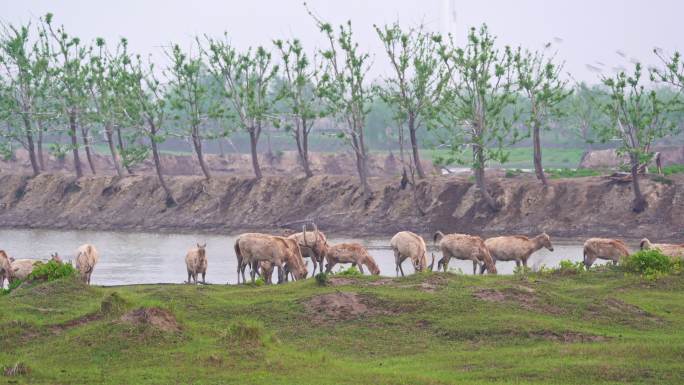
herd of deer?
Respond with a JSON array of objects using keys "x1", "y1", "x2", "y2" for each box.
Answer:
[{"x1": 1, "y1": 224, "x2": 683, "y2": 288}]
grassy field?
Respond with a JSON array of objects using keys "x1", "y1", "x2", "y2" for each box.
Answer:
[
  {"x1": 1, "y1": 271, "x2": 683, "y2": 384},
  {"x1": 426, "y1": 147, "x2": 586, "y2": 169}
]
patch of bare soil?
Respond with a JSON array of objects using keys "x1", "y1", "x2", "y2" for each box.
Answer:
[
  {"x1": 528, "y1": 330, "x2": 609, "y2": 343},
  {"x1": 327, "y1": 277, "x2": 360, "y2": 286},
  {"x1": 473, "y1": 286, "x2": 565, "y2": 315},
  {"x1": 120, "y1": 307, "x2": 180, "y2": 332},
  {"x1": 304, "y1": 292, "x2": 399, "y2": 324},
  {"x1": 51, "y1": 313, "x2": 103, "y2": 334},
  {"x1": 366, "y1": 278, "x2": 394, "y2": 286},
  {"x1": 584, "y1": 298, "x2": 663, "y2": 327}
]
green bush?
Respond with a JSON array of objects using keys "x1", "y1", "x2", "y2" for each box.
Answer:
[
  {"x1": 335, "y1": 266, "x2": 362, "y2": 277},
  {"x1": 314, "y1": 273, "x2": 328, "y2": 286},
  {"x1": 28, "y1": 260, "x2": 77, "y2": 282},
  {"x1": 662, "y1": 164, "x2": 684, "y2": 176},
  {"x1": 1, "y1": 279, "x2": 23, "y2": 295},
  {"x1": 556, "y1": 259, "x2": 585, "y2": 275},
  {"x1": 622, "y1": 250, "x2": 674, "y2": 278}
]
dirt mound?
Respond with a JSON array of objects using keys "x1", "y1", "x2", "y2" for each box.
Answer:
[
  {"x1": 327, "y1": 277, "x2": 360, "y2": 286},
  {"x1": 473, "y1": 286, "x2": 564, "y2": 315},
  {"x1": 120, "y1": 307, "x2": 180, "y2": 332},
  {"x1": 584, "y1": 298, "x2": 663, "y2": 327},
  {"x1": 304, "y1": 292, "x2": 395, "y2": 323},
  {"x1": 529, "y1": 330, "x2": 608, "y2": 343}
]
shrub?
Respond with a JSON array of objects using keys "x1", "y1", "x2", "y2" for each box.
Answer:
[
  {"x1": 335, "y1": 266, "x2": 362, "y2": 277},
  {"x1": 28, "y1": 260, "x2": 77, "y2": 282},
  {"x1": 1, "y1": 279, "x2": 23, "y2": 296},
  {"x1": 314, "y1": 273, "x2": 328, "y2": 286},
  {"x1": 513, "y1": 265, "x2": 532, "y2": 280},
  {"x1": 556, "y1": 259, "x2": 585, "y2": 275},
  {"x1": 622, "y1": 250, "x2": 674, "y2": 278}
]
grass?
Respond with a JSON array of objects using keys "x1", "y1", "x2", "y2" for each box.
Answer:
[
  {"x1": 426, "y1": 147, "x2": 586, "y2": 169},
  {"x1": 1, "y1": 272, "x2": 683, "y2": 384}
]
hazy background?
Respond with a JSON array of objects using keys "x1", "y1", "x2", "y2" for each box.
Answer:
[{"x1": 2, "y1": 0, "x2": 682, "y2": 83}]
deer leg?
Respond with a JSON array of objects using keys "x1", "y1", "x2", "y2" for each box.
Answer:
[
  {"x1": 515, "y1": 260, "x2": 521, "y2": 268},
  {"x1": 202, "y1": 272, "x2": 206, "y2": 283},
  {"x1": 472, "y1": 261, "x2": 477, "y2": 275},
  {"x1": 187, "y1": 271, "x2": 192, "y2": 284},
  {"x1": 325, "y1": 262, "x2": 334, "y2": 274},
  {"x1": 522, "y1": 258, "x2": 528, "y2": 268},
  {"x1": 357, "y1": 264, "x2": 365, "y2": 275}
]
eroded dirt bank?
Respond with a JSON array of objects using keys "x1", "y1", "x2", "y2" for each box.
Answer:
[{"x1": 0, "y1": 172, "x2": 682, "y2": 241}]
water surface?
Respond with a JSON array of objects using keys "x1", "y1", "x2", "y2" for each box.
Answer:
[{"x1": 0, "y1": 228, "x2": 605, "y2": 286}]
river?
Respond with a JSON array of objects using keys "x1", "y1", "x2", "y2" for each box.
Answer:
[{"x1": 0, "y1": 228, "x2": 605, "y2": 286}]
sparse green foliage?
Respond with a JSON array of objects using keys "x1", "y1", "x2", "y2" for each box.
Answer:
[
  {"x1": 0, "y1": 277, "x2": 22, "y2": 295},
  {"x1": 513, "y1": 45, "x2": 571, "y2": 185},
  {"x1": 335, "y1": 265, "x2": 362, "y2": 277},
  {"x1": 165, "y1": 43, "x2": 212, "y2": 179},
  {"x1": 597, "y1": 63, "x2": 679, "y2": 212},
  {"x1": 204, "y1": 35, "x2": 279, "y2": 179},
  {"x1": 307, "y1": 5, "x2": 373, "y2": 196},
  {"x1": 375, "y1": 22, "x2": 450, "y2": 179},
  {"x1": 557, "y1": 259, "x2": 585, "y2": 275},
  {"x1": 274, "y1": 38, "x2": 322, "y2": 177},
  {"x1": 437, "y1": 24, "x2": 521, "y2": 210}
]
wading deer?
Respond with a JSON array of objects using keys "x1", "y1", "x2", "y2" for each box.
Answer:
[
  {"x1": 389, "y1": 231, "x2": 431, "y2": 276},
  {"x1": 288, "y1": 223, "x2": 328, "y2": 275},
  {"x1": 583, "y1": 238, "x2": 630, "y2": 268},
  {"x1": 185, "y1": 243, "x2": 208, "y2": 284},
  {"x1": 485, "y1": 233, "x2": 554, "y2": 268},
  {"x1": 75, "y1": 244, "x2": 99, "y2": 285},
  {"x1": 324, "y1": 243, "x2": 380, "y2": 275},
  {"x1": 434, "y1": 231, "x2": 497, "y2": 275},
  {"x1": 640, "y1": 238, "x2": 684, "y2": 259}
]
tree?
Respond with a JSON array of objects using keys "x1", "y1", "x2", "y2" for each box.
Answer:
[
  {"x1": 204, "y1": 35, "x2": 279, "y2": 180},
  {"x1": 437, "y1": 25, "x2": 521, "y2": 211},
  {"x1": 44, "y1": 14, "x2": 94, "y2": 177},
  {"x1": 307, "y1": 7, "x2": 373, "y2": 197},
  {"x1": 513, "y1": 46, "x2": 570, "y2": 185},
  {"x1": 598, "y1": 63, "x2": 678, "y2": 212},
  {"x1": 274, "y1": 38, "x2": 323, "y2": 178},
  {"x1": 166, "y1": 43, "x2": 211, "y2": 180},
  {"x1": 0, "y1": 21, "x2": 51, "y2": 176},
  {"x1": 560, "y1": 83, "x2": 604, "y2": 147},
  {"x1": 124, "y1": 53, "x2": 176, "y2": 205},
  {"x1": 375, "y1": 22, "x2": 450, "y2": 179},
  {"x1": 86, "y1": 37, "x2": 125, "y2": 177}
]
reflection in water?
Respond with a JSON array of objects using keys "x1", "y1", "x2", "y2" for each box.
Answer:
[{"x1": 0, "y1": 229, "x2": 601, "y2": 286}]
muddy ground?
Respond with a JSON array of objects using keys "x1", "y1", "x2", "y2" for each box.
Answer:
[{"x1": 0, "y1": 171, "x2": 683, "y2": 242}]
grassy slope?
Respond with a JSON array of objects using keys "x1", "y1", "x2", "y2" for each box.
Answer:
[{"x1": 1, "y1": 272, "x2": 683, "y2": 385}]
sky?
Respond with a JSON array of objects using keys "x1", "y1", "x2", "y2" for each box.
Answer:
[{"x1": 2, "y1": 0, "x2": 682, "y2": 83}]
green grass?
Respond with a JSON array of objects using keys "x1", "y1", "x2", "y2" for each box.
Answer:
[
  {"x1": 547, "y1": 168, "x2": 602, "y2": 179},
  {"x1": 662, "y1": 164, "x2": 684, "y2": 176},
  {"x1": 1, "y1": 272, "x2": 683, "y2": 384},
  {"x1": 427, "y1": 147, "x2": 586, "y2": 169}
]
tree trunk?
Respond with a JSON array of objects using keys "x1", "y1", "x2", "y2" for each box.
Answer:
[
  {"x1": 81, "y1": 126, "x2": 97, "y2": 175},
  {"x1": 408, "y1": 115, "x2": 426, "y2": 179},
  {"x1": 630, "y1": 154, "x2": 647, "y2": 213},
  {"x1": 21, "y1": 116, "x2": 40, "y2": 177},
  {"x1": 473, "y1": 145, "x2": 500, "y2": 211},
  {"x1": 69, "y1": 111, "x2": 83, "y2": 178},
  {"x1": 295, "y1": 119, "x2": 313, "y2": 178},
  {"x1": 249, "y1": 129, "x2": 262, "y2": 179},
  {"x1": 115, "y1": 126, "x2": 133, "y2": 175},
  {"x1": 354, "y1": 127, "x2": 371, "y2": 198},
  {"x1": 37, "y1": 121, "x2": 45, "y2": 171},
  {"x1": 532, "y1": 120, "x2": 547, "y2": 186},
  {"x1": 105, "y1": 123, "x2": 123, "y2": 177},
  {"x1": 148, "y1": 121, "x2": 175, "y2": 206},
  {"x1": 218, "y1": 139, "x2": 225, "y2": 158},
  {"x1": 192, "y1": 131, "x2": 211, "y2": 180}
]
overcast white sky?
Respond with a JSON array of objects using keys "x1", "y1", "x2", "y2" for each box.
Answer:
[{"x1": 2, "y1": 0, "x2": 682, "y2": 83}]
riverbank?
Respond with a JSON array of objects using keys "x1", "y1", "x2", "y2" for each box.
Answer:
[
  {"x1": 0, "y1": 172, "x2": 683, "y2": 241},
  {"x1": 1, "y1": 272, "x2": 683, "y2": 384}
]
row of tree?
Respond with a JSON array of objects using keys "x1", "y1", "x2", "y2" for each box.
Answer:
[{"x1": 1, "y1": 10, "x2": 683, "y2": 212}]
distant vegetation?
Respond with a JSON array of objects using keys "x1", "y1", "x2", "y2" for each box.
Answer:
[{"x1": 0, "y1": 6, "x2": 683, "y2": 210}]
